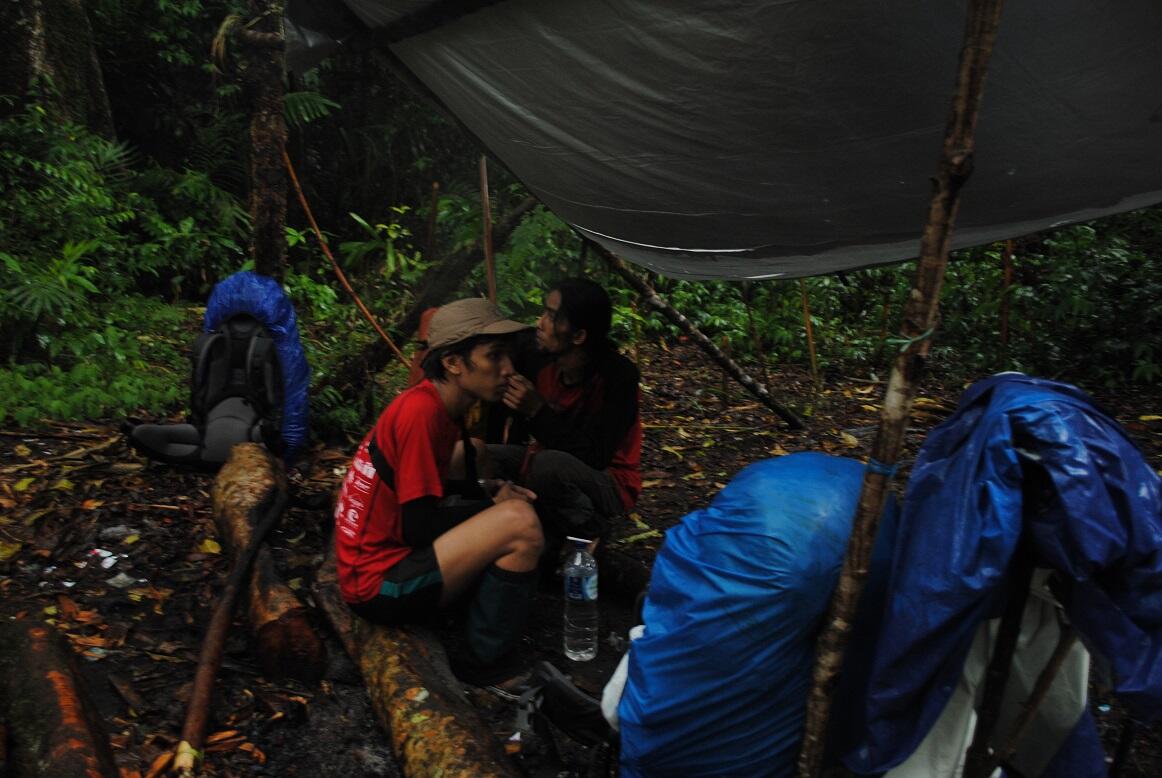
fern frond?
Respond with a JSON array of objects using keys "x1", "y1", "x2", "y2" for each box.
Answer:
[{"x1": 284, "y1": 91, "x2": 341, "y2": 129}]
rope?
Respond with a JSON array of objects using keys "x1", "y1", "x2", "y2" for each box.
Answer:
[{"x1": 281, "y1": 149, "x2": 410, "y2": 369}]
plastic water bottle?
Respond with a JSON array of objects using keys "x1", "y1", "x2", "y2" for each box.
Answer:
[{"x1": 563, "y1": 536, "x2": 598, "y2": 661}]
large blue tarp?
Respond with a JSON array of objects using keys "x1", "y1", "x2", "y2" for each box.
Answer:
[
  {"x1": 619, "y1": 452, "x2": 897, "y2": 777},
  {"x1": 204, "y1": 271, "x2": 311, "y2": 461},
  {"x1": 848, "y1": 374, "x2": 1162, "y2": 774}
]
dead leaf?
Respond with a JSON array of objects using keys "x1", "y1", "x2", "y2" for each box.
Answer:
[
  {"x1": 1139, "y1": 415, "x2": 1162, "y2": 422},
  {"x1": 769, "y1": 444, "x2": 790, "y2": 456},
  {"x1": 197, "y1": 538, "x2": 222, "y2": 554},
  {"x1": 14, "y1": 443, "x2": 31, "y2": 457},
  {"x1": 13, "y1": 477, "x2": 35, "y2": 492},
  {"x1": 81, "y1": 499, "x2": 104, "y2": 510},
  {"x1": 123, "y1": 534, "x2": 141, "y2": 545},
  {"x1": 52, "y1": 478, "x2": 74, "y2": 491},
  {"x1": 0, "y1": 541, "x2": 23, "y2": 561},
  {"x1": 840, "y1": 432, "x2": 860, "y2": 448},
  {"x1": 143, "y1": 751, "x2": 173, "y2": 778}
]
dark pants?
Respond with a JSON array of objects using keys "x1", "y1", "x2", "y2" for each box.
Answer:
[{"x1": 487, "y1": 445, "x2": 623, "y2": 547}]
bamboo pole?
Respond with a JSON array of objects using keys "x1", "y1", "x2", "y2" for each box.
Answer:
[
  {"x1": 594, "y1": 244, "x2": 805, "y2": 429},
  {"x1": 797, "y1": 2, "x2": 1007, "y2": 774},
  {"x1": 480, "y1": 156, "x2": 497, "y2": 303}
]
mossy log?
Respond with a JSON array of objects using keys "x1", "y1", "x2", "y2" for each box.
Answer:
[
  {"x1": 0, "y1": 620, "x2": 118, "y2": 778},
  {"x1": 314, "y1": 548, "x2": 518, "y2": 777},
  {"x1": 212, "y1": 443, "x2": 326, "y2": 682}
]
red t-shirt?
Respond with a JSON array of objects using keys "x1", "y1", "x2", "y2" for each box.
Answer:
[{"x1": 334, "y1": 380, "x2": 458, "y2": 604}]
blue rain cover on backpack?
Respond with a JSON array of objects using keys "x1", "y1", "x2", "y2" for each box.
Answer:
[
  {"x1": 846, "y1": 373, "x2": 1162, "y2": 774},
  {"x1": 204, "y1": 271, "x2": 310, "y2": 461},
  {"x1": 619, "y1": 452, "x2": 896, "y2": 777}
]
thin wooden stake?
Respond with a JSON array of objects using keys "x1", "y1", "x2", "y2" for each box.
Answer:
[
  {"x1": 1000, "y1": 238, "x2": 1014, "y2": 357},
  {"x1": 425, "y1": 180, "x2": 440, "y2": 262},
  {"x1": 742, "y1": 281, "x2": 770, "y2": 384},
  {"x1": 797, "y1": 2, "x2": 1007, "y2": 775},
  {"x1": 479, "y1": 155, "x2": 497, "y2": 303},
  {"x1": 799, "y1": 278, "x2": 820, "y2": 389}
]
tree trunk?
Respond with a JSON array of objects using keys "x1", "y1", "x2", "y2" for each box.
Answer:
[
  {"x1": 243, "y1": 0, "x2": 288, "y2": 279},
  {"x1": 0, "y1": 620, "x2": 119, "y2": 778},
  {"x1": 313, "y1": 548, "x2": 518, "y2": 777},
  {"x1": 0, "y1": 0, "x2": 115, "y2": 138},
  {"x1": 211, "y1": 443, "x2": 325, "y2": 682}
]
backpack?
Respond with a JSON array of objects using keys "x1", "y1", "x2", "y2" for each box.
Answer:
[
  {"x1": 125, "y1": 271, "x2": 309, "y2": 470},
  {"x1": 190, "y1": 313, "x2": 283, "y2": 450}
]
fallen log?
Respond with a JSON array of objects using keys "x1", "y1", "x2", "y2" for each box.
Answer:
[
  {"x1": 0, "y1": 620, "x2": 119, "y2": 778},
  {"x1": 175, "y1": 443, "x2": 290, "y2": 777},
  {"x1": 211, "y1": 443, "x2": 326, "y2": 682},
  {"x1": 314, "y1": 547, "x2": 518, "y2": 777}
]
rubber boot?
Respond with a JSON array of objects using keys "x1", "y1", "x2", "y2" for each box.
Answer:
[{"x1": 452, "y1": 564, "x2": 537, "y2": 685}]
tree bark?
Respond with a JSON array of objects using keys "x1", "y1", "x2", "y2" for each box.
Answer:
[
  {"x1": 243, "y1": 0, "x2": 288, "y2": 280},
  {"x1": 797, "y1": 3, "x2": 1007, "y2": 775},
  {"x1": 595, "y1": 246, "x2": 805, "y2": 429},
  {"x1": 211, "y1": 443, "x2": 325, "y2": 682},
  {"x1": 313, "y1": 548, "x2": 518, "y2": 777},
  {"x1": 0, "y1": 0, "x2": 115, "y2": 138},
  {"x1": 0, "y1": 620, "x2": 119, "y2": 778}
]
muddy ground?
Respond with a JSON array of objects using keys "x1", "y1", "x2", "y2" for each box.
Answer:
[{"x1": 1, "y1": 339, "x2": 1160, "y2": 776}]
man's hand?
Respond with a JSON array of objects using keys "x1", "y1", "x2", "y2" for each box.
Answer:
[
  {"x1": 491, "y1": 480, "x2": 537, "y2": 504},
  {"x1": 502, "y1": 374, "x2": 545, "y2": 418}
]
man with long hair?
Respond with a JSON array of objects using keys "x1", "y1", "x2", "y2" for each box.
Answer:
[{"x1": 489, "y1": 277, "x2": 643, "y2": 554}]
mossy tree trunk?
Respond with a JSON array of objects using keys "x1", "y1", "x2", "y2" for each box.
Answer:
[
  {"x1": 0, "y1": 0, "x2": 115, "y2": 138},
  {"x1": 242, "y1": 0, "x2": 288, "y2": 280}
]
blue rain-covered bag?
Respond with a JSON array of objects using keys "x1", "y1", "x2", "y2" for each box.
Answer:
[
  {"x1": 619, "y1": 452, "x2": 896, "y2": 777},
  {"x1": 849, "y1": 373, "x2": 1162, "y2": 774}
]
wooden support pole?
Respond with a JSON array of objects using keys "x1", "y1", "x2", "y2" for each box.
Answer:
[
  {"x1": 211, "y1": 443, "x2": 325, "y2": 682},
  {"x1": 313, "y1": 548, "x2": 518, "y2": 777},
  {"x1": 797, "y1": 2, "x2": 1007, "y2": 775},
  {"x1": 480, "y1": 155, "x2": 497, "y2": 303},
  {"x1": 594, "y1": 245, "x2": 805, "y2": 429},
  {"x1": 799, "y1": 278, "x2": 820, "y2": 389},
  {"x1": 0, "y1": 621, "x2": 119, "y2": 778}
]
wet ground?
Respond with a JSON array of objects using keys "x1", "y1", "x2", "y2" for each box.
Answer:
[{"x1": 2, "y1": 340, "x2": 1161, "y2": 776}]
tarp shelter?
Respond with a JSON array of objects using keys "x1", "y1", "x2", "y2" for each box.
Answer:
[{"x1": 285, "y1": 0, "x2": 1162, "y2": 280}]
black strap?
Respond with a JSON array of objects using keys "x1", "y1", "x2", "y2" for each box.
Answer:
[
  {"x1": 366, "y1": 434, "x2": 396, "y2": 490},
  {"x1": 367, "y1": 423, "x2": 476, "y2": 494}
]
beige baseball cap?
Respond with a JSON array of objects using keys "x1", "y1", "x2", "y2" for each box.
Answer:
[{"x1": 426, "y1": 298, "x2": 531, "y2": 349}]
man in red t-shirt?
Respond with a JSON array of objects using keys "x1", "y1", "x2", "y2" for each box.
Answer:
[
  {"x1": 333, "y1": 298, "x2": 543, "y2": 691},
  {"x1": 488, "y1": 278, "x2": 643, "y2": 554}
]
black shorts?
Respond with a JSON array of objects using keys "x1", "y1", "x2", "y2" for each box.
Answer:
[{"x1": 349, "y1": 545, "x2": 444, "y2": 625}]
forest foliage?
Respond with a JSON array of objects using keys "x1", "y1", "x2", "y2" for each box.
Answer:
[{"x1": 1, "y1": 0, "x2": 1160, "y2": 434}]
